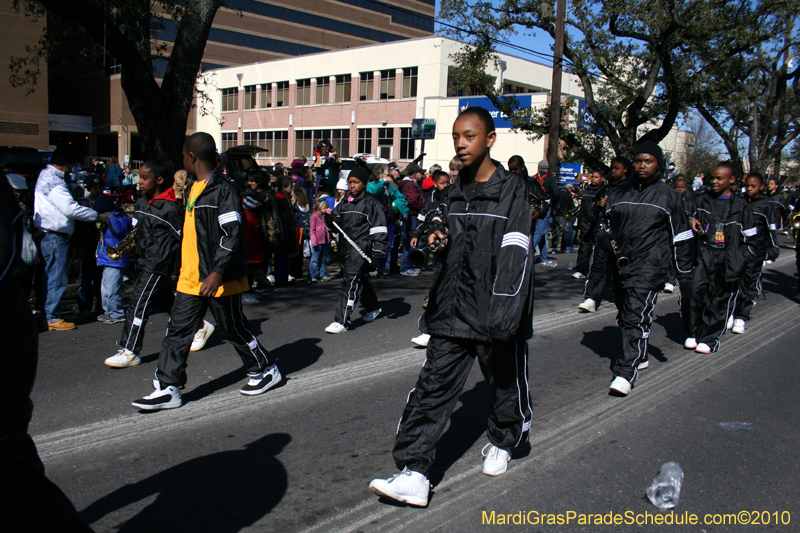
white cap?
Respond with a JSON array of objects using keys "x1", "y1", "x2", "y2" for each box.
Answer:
[
  {"x1": 336, "y1": 178, "x2": 348, "y2": 191},
  {"x1": 6, "y1": 174, "x2": 27, "y2": 190}
]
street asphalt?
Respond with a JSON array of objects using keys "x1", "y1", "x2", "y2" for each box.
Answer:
[{"x1": 28, "y1": 240, "x2": 800, "y2": 533}]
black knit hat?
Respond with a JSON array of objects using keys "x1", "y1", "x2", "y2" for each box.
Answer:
[
  {"x1": 349, "y1": 167, "x2": 369, "y2": 186},
  {"x1": 634, "y1": 141, "x2": 664, "y2": 169},
  {"x1": 50, "y1": 147, "x2": 77, "y2": 167}
]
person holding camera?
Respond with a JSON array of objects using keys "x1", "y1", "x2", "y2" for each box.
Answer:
[{"x1": 323, "y1": 167, "x2": 389, "y2": 334}]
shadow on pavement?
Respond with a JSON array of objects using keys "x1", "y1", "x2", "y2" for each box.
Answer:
[
  {"x1": 580, "y1": 326, "x2": 621, "y2": 361},
  {"x1": 79, "y1": 433, "x2": 291, "y2": 533},
  {"x1": 271, "y1": 337, "x2": 323, "y2": 376}
]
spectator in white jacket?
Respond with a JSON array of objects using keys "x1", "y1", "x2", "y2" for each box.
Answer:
[{"x1": 33, "y1": 149, "x2": 104, "y2": 331}]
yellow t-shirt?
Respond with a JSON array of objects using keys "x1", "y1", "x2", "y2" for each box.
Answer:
[{"x1": 176, "y1": 180, "x2": 249, "y2": 297}]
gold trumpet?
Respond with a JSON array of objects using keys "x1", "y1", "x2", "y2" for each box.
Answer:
[
  {"x1": 106, "y1": 227, "x2": 137, "y2": 262},
  {"x1": 789, "y1": 212, "x2": 800, "y2": 231}
]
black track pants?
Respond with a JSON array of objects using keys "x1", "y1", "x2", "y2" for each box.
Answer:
[
  {"x1": 734, "y1": 258, "x2": 763, "y2": 321},
  {"x1": 157, "y1": 292, "x2": 275, "y2": 387},
  {"x1": 678, "y1": 277, "x2": 694, "y2": 335},
  {"x1": 613, "y1": 287, "x2": 659, "y2": 384},
  {"x1": 118, "y1": 272, "x2": 175, "y2": 354},
  {"x1": 584, "y1": 244, "x2": 609, "y2": 303},
  {"x1": 575, "y1": 230, "x2": 594, "y2": 275},
  {"x1": 691, "y1": 249, "x2": 739, "y2": 352},
  {"x1": 333, "y1": 271, "x2": 378, "y2": 327},
  {"x1": 392, "y1": 336, "x2": 532, "y2": 477}
]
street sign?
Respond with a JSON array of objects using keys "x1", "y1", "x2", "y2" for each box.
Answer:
[{"x1": 411, "y1": 118, "x2": 436, "y2": 140}]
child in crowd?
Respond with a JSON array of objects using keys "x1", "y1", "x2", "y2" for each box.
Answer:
[
  {"x1": 132, "y1": 133, "x2": 281, "y2": 410},
  {"x1": 324, "y1": 167, "x2": 389, "y2": 334},
  {"x1": 367, "y1": 164, "x2": 409, "y2": 278},
  {"x1": 448, "y1": 155, "x2": 463, "y2": 184},
  {"x1": 309, "y1": 199, "x2": 333, "y2": 282},
  {"x1": 96, "y1": 204, "x2": 133, "y2": 325},
  {"x1": 686, "y1": 161, "x2": 756, "y2": 354},
  {"x1": 369, "y1": 107, "x2": 533, "y2": 507}
]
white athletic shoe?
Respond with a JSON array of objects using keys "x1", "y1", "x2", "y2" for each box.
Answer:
[
  {"x1": 732, "y1": 319, "x2": 746, "y2": 334},
  {"x1": 104, "y1": 348, "x2": 141, "y2": 368},
  {"x1": 482, "y1": 443, "x2": 511, "y2": 476},
  {"x1": 369, "y1": 468, "x2": 430, "y2": 507},
  {"x1": 695, "y1": 342, "x2": 712, "y2": 354},
  {"x1": 325, "y1": 322, "x2": 347, "y2": 334},
  {"x1": 190, "y1": 320, "x2": 215, "y2": 352},
  {"x1": 411, "y1": 333, "x2": 431, "y2": 347},
  {"x1": 637, "y1": 360, "x2": 649, "y2": 370},
  {"x1": 609, "y1": 376, "x2": 631, "y2": 395},
  {"x1": 240, "y1": 364, "x2": 282, "y2": 396},
  {"x1": 578, "y1": 298, "x2": 596, "y2": 313},
  {"x1": 663, "y1": 282, "x2": 675, "y2": 293},
  {"x1": 132, "y1": 380, "x2": 183, "y2": 411},
  {"x1": 363, "y1": 308, "x2": 382, "y2": 323},
  {"x1": 572, "y1": 271, "x2": 586, "y2": 279},
  {"x1": 726, "y1": 315, "x2": 734, "y2": 330},
  {"x1": 684, "y1": 337, "x2": 698, "y2": 350},
  {"x1": 266, "y1": 274, "x2": 276, "y2": 284}
]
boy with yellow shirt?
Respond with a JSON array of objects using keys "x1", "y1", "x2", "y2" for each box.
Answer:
[{"x1": 133, "y1": 133, "x2": 281, "y2": 410}]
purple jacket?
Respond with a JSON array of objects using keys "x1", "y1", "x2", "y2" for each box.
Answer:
[{"x1": 398, "y1": 177, "x2": 424, "y2": 216}]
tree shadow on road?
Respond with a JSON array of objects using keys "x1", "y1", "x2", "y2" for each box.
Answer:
[
  {"x1": 427, "y1": 381, "x2": 491, "y2": 488},
  {"x1": 380, "y1": 297, "x2": 413, "y2": 321},
  {"x1": 271, "y1": 337, "x2": 324, "y2": 376},
  {"x1": 79, "y1": 433, "x2": 291, "y2": 533}
]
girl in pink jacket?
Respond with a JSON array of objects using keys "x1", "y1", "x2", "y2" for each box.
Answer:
[{"x1": 309, "y1": 200, "x2": 333, "y2": 282}]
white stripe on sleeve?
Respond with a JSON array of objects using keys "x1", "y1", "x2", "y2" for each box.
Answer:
[
  {"x1": 218, "y1": 211, "x2": 241, "y2": 226},
  {"x1": 742, "y1": 227, "x2": 758, "y2": 237},
  {"x1": 673, "y1": 229, "x2": 694, "y2": 243},
  {"x1": 369, "y1": 226, "x2": 388, "y2": 235}
]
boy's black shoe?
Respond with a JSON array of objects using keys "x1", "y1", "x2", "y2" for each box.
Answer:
[
  {"x1": 240, "y1": 364, "x2": 282, "y2": 396},
  {"x1": 132, "y1": 380, "x2": 183, "y2": 410}
]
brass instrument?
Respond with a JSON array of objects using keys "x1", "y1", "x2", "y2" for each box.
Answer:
[
  {"x1": 789, "y1": 212, "x2": 800, "y2": 231},
  {"x1": 106, "y1": 226, "x2": 137, "y2": 262},
  {"x1": 559, "y1": 205, "x2": 581, "y2": 222}
]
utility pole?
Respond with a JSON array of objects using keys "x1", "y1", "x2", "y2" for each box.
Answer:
[{"x1": 547, "y1": 0, "x2": 566, "y2": 181}]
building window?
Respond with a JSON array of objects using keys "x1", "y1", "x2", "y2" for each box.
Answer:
[
  {"x1": 261, "y1": 83, "x2": 271, "y2": 108},
  {"x1": 242, "y1": 130, "x2": 289, "y2": 159},
  {"x1": 380, "y1": 70, "x2": 395, "y2": 100},
  {"x1": 316, "y1": 77, "x2": 330, "y2": 104},
  {"x1": 402, "y1": 67, "x2": 418, "y2": 98},
  {"x1": 243, "y1": 131, "x2": 267, "y2": 157},
  {"x1": 221, "y1": 88, "x2": 238, "y2": 112},
  {"x1": 244, "y1": 85, "x2": 257, "y2": 110},
  {"x1": 222, "y1": 132, "x2": 238, "y2": 151},
  {"x1": 272, "y1": 131, "x2": 288, "y2": 159},
  {"x1": 295, "y1": 130, "x2": 314, "y2": 159},
  {"x1": 357, "y1": 128, "x2": 372, "y2": 154},
  {"x1": 335, "y1": 74, "x2": 351, "y2": 103},
  {"x1": 377, "y1": 127, "x2": 394, "y2": 159},
  {"x1": 296, "y1": 78, "x2": 311, "y2": 106},
  {"x1": 330, "y1": 128, "x2": 350, "y2": 156},
  {"x1": 296, "y1": 129, "x2": 350, "y2": 158},
  {"x1": 359, "y1": 72, "x2": 374, "y2": 101},
  {"x1": 399, "y1": 127, "x2": 415, "y2": 160},
  {"x1": 275, "y1": 81, "x2": 289, "y2": 107}
]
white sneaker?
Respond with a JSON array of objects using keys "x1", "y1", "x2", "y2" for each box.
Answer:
[
  {"x1": 482, "y1": 443, "x2": 511, "y2": 476},
  {"x1": 609, "y1": 376, "x2": 631, "y2": 395},
  {"x1": 104, "y1": 348, "x2": 141, "y2": 368},
  {"x1": 190, "y1": 320, "x2": 215, "y2": 352},
  {"x1": 637, "y1": 360, "x2": 649, "y2": 370},
  {"x1": 240, "y1": 364, "x2": 282, "y2": 396},
  {"x1": 266, "y1": 274, "x2": 276, "y2": 284},
  {"x1": 695, "y1": 342, "x2": 712, "y2": 354},
  {"x1": 369, "y1": 468, "x2": 430, "y2": 507},
  {"x1": 363, "y1": 308, "x2": 381, "y2": 323},
  {"x1": 572, "y1": 271, "x2": 586, "y2": 279},
  {"x1": 400, "y1": 269, "x2": 421, "y2": 277},
  {"x1": 132, "y1": 380, "x2": 182, "y2": 410},
  {"x1": 411, "y1": 333, "x2": 430, "y2": 347},
  {"x1": 684, "y1": 337, "x2": 697, "y2": 350},
  {"x1": 288, "y1": 275, "x2": 296, "y2": 282},
  {"x1": 663, "y1": 282, "x2": 675, "y2": 293},
  {"x1": 325, "y1": 322, "x2": 347, "y2": 334},
  {"x1": 578, "y1": 298, "x2": 596, "y2": 313},
  {"x1": 732, "y1": 319, "x2": 746, "y2": 334},
  {"x1": 726, "y1": 315, "x2": 734, "y2": 330}
]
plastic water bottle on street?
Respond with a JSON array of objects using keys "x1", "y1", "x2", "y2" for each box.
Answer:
[
  {"x1": 646, "y1": 462, "x2": 684, "y2": 510},
  {"x1": 544, "y1": 259, "x2": 558, "y2": 268},
  {"x1": 565, "y1": 262, "x2": 574, "y2": 270}
]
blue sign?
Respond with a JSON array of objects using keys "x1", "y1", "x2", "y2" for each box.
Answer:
[
  {"x1": 577, "y1": 99, "x2": 605, "y2": 136},
  {"x1": 558, "y1": 163, "x2": 582, "y2": 184},
  {"x1": 458, "y1": 96, "x2": 532, "y2": 129}
]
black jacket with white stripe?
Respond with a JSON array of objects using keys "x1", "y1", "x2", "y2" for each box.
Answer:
[
  {"x1": 133, "y1": 187, "x2": 184, "y2": 276},
  {"x1": 330, "y1": 190, "x2": 388, "y2": 274},
  {"x1": 420, "y1": 164, "x2": 534, "y2": 342},
  {"x1": 693, "y1": 192, "x2": 757, "y2": 281},
  {"x1": 745, "y1": 194, "x2": 779, "y2": 262},
  {"x1": 605, "y1": 172, "x2": 694, "y2": 290}
]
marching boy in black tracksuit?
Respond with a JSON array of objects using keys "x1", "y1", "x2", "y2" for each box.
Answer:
[
  {"x1": 369, "y1": 107, "x2": 534, "y2": 507},
  {"x1": 574, "y1": 170, "x2": 606, "y2": 279},
  {"x1": 324, "y1": 167, "x2": 389, "y2": 334},
  {"x1": 104, "y1": 160, "x2": 183, "y2": 368},
  {"x1": 605, "y1": 143, "x2": 694, "y2": 396},
  {"x1": 730, "y1": 172, "x2": 779, "y2": 334},
  {"x1": 687, "y1": 161, "x2": 757, "y2": 354},
  {"x1": 132, "y1": 133, "x2": 281, "y2": 410}
]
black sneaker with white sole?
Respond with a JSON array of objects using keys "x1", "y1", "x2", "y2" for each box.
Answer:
[
  {"x1": 240, "y1": 364, "x2": 282, "y2": 396},
  {"x1": 132, "y1": 380, "x2": 183, "y2": 410}
]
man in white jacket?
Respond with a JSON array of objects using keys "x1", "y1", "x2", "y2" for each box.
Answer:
[{"x1": 33, "y1": 149, "x2": 102, "y2": 331}]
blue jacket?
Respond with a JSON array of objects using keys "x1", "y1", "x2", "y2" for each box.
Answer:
[
  {"x1": 97, "y1": 211, "x2": 133, "y2": 268},
  {"x1": 105, "y1": 163, "x2": 122, "y2": 188}
]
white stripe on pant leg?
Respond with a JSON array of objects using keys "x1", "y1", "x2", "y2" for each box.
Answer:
[
  {"x1": 632, "y1": 291, "x2": 656, "y2": 383},
  {"x1": 719, "y1": 285, "x2": 739, "y2": 339},
  {"x1": 229, "y1": 293, "x2": 265, "y2": 372},
  {"x1": 396, "y1": 387, "x2": 417, "y2": 434},
  {"x1": 125, "y1": 274, "x2": 158, "y2": 351}
]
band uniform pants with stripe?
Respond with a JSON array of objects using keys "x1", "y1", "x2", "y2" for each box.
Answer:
[
  {"x1": 118, "y1": 272, "x2": 176, "y2": 355},
  {"x1": 575, "y1": 226, "x2": 595, "y2": 276},
  {"x1": 734, "y1": 254, "x2": 764, "y2": 322},
  {"x1": 613, "y1": 287, "x2": 659, "y2": 385},
  {"x1": 392, "y1": 335, "x2": 532, "y2": 477},
  {"x1": 157, "y1": 292, "x2": 275, "y2": 387},
  {"x1": 333, "y1": 270, "x2": 379, "y2": 327},
  {"x1": 692, "y1": 247, "x2": 739, "y2": 352}
]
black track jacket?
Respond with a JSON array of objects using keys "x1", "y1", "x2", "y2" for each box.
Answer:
[
  {"x1": 606, "y1": 173, "x2": 694, "y2": 290},
  {"x1": 694, "y1": 192, "x2": 757, "y2": 281},
  {"x1": 420, "y1": 164, "x2": 534, "y2": 342},
  {"x1": 578, "y1": 182, "x2": 606, "y2": 234},
  {"x1": 133, "y1": 187, "x2": 184, "y2": 275},
  {"x1": 330, "y1": 190, "x2": 389, "y2": 274},
  {"x1": 745, "y1": 194, "x2": 779, "y2": 262}
]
